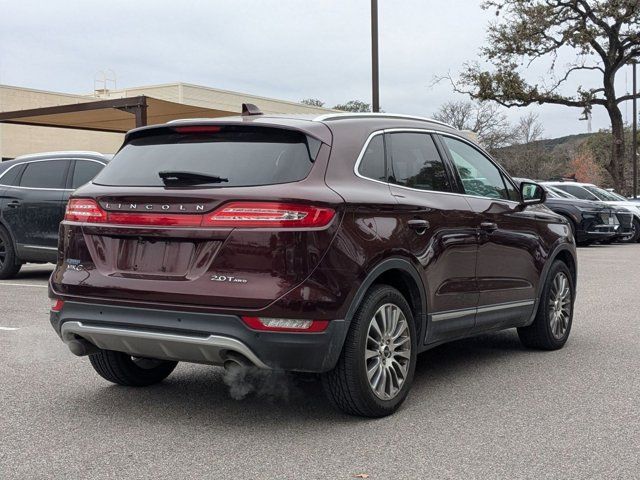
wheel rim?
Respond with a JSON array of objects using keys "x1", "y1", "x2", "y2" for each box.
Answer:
[
  {"x1": 548, "y1": 272, "x2": 571, "y2": 339},
  {"x1": 365, "y1": 303, "x2": 411, "y2": 400},
  {"x1": 620, "y1": 221, "x2": 636, "y2": 242},
  {"x1": 0, "y1": 236, "x2": 5, "y2": 267}
]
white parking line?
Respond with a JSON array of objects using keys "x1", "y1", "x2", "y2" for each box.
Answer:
[
  {"x1": 0, "y1": 326, "x2": 20, "y2": 331},
  {"x1": 0, "y1": 282, "x2": 48, "y2": 288}
]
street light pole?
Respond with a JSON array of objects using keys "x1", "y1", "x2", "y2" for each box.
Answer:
[
  {"x1": 371, "y1": 0, "x2": 380, "y2": 113},
  {"x1": 633, "y1": 61, "x2": 637, "y2": 199}
]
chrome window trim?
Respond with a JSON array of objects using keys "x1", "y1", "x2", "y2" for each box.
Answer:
[
  {"x1": 431, "y1": 300, "x2": 535, "y2": 322},
  {"x1": 314, "y1": 112, "x2": 454, "y2": 129},
  {"x1": 352, "y1": 128, "x2": 521, "y2": 205},
  {"x1": 21, "y1": 245, "x2": 58, "y2": 251},
  {"x1": 0, "y1": 158, "x2": 105, "y2": 191}
]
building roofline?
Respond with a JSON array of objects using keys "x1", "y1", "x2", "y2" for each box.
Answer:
[
  {"x1": 97, "y1": 81, "x2": 338, "y2": 112},
  {"x1": 0, "y1": 84, "x2": 95, "y2": 101}
]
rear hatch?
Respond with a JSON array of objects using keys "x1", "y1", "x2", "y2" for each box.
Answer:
[{"x1": 51, "y1": 123, "x2": 342, "y2": 310}]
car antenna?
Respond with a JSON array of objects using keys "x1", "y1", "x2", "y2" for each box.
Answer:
[{"x1": 241, "y1": 103, "x2": 263, "y2": 116}]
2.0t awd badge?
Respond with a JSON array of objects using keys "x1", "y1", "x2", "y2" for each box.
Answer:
[{"x1": 210, "y1": 274, "x2": 248, "y2": 284}]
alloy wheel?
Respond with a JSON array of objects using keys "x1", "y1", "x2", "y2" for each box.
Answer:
[
  {"x1": 619, "y1": 221, "x2": 636, "y2": 242},
  {"x1": 0, "y1": 236, "x2": 6, "y2": 268},
  {"x1": 548, "y1": 272, "x2": 571, "y2": 339},
  {"x1": 365, "y1": 303, "x2": 411, "y2": 400}
]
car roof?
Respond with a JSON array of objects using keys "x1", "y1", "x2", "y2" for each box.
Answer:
[
  {"x1": 543, "y1": 181, "x2": 595, "y2": 188},
  {"x1": 126, "y1": 112, "x2": 462, "y2": 147}
]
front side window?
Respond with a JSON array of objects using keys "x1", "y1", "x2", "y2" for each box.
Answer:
[
  {"x1": 357, "y1": 134, "x2": 386, "y2": 182},
  {"x1": 0, "y1": 164, "x2": 24, "y2": 187},
  {"x1": 19, "y1": 160, "x2": 69, "y2": 189},
  {"x1": 388, "y1": 132, "x2": 450, "y2": 192},
  {"x1": 442, "y1": 136, "x2": 510, "y2": 200}
]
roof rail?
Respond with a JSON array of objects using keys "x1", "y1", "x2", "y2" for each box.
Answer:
[
  {"x1": 313, "y1": 112, "x2": 455, "y2": 129},
  {"x1": 14, "y1": 150, "x2": 106, "y2": 160}
]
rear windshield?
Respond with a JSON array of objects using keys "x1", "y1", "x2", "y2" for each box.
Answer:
[{"x1": 93, "y1": 126, "x2": 319, "y2": 187}]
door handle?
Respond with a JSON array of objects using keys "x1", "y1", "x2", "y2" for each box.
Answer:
[
  {"x1": 7, "y1": 200, "x2": 21, "y2": 209},
  {"x1": 480, "y1": 221, "x2": 498, "y2": 232},
  {"x1": 408, "y1": 219, "x2": 430, "y2": 233}
]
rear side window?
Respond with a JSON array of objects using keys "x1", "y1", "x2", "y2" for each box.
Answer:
[
  {"x1": 94, "y1": 126, "x2": 317, "y2": 187},
  {"x1": 72, "y1": 160, "x2": 103, "y2": 189},
  {"x1": 388, "y1": 133, "x2": 450, "y2": 192},
  {"x1": 19, "y1": 160, "x2": 69, "y2": 189},
  {"x1": 358, "y1": 135, "x2": 386, "y2": 181}
]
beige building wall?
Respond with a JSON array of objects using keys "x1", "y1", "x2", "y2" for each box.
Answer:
[
  {"x1": 98, "y1": 83, "x2": 334, "y2": 116},
  {"x1": 0, "y1": 85, "x2": 123, "y2": 159},
  {"x1": 1, "y1": 83, "x2": 333, "y2": 160}
]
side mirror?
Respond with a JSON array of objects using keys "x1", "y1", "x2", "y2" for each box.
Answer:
[{"x1": 520, "y1": 181, "x2": 546, "y2": 206}]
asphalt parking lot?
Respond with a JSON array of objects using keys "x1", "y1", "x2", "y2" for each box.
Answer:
[{"x1": 1, "y1": 245, "x2": 639, "y2": 480}]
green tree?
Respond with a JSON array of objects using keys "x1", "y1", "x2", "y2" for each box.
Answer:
[
  {"x1": 448, "y1": 0, "x2": 640, "y2": 192},
  {"x1": 300, "y1": 98, "x2": 325, "y2": 107},
  {"x1": 333, "y1": 100, "x2": 372, "y2": 112}
]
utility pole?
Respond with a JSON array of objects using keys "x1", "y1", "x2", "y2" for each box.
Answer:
[
  {"x1": 633, "y1": 61, "x2": 637, "y2": 199},
  {"x1": 371, "y1": 0, "x2": 380, "y2": 112}
]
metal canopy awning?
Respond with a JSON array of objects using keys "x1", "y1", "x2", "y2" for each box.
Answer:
[{"x1": 0, "y1": 95, "x2": 234, "y2": 133}]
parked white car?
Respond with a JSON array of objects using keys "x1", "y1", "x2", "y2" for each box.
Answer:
[{"x1": 543, "y1": 181, "x2": 640, "y2": 242}]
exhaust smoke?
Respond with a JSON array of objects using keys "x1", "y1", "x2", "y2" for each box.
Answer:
[{"x1": 223, "y1": 361, "x2": 296, "y2": 402}]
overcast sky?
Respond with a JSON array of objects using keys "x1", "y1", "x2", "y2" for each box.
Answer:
[{"x1": 0, "y1": 0, "x2": 636, "y2": 139}]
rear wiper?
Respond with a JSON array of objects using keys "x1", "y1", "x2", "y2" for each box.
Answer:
[{"x1": 158, "y1": 171, "x2": 229, "y2": 185}]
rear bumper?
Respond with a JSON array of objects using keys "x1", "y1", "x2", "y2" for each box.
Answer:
[{"x1": 50, "y1": 301, "x2": 348, "y2": 373}]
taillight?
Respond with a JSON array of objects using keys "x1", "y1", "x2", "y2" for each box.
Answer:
[
  {"x1": 64, "y1": 199, "x2": 335, "y2": 229},
  {"x1": 202, "y1": 202, "x2": 335, "y2": 228},
  {"x1": 64, "y1": 199, "x2": 107, "y2": 223},
  {"x1": 241, "y1": 316, "x2": 329, "y2": 333}
]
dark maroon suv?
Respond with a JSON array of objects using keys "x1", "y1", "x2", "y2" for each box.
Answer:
[{"x1": 49, "y1": 109, "x2": 577, "y2": 417}]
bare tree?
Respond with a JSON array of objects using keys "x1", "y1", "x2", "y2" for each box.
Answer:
[
  {"x1": 433, "y1": 100, "x2": 516, "y2": 150},
  {"x1": 514, "y1": 113, "x2": 544, "y2": 145}
]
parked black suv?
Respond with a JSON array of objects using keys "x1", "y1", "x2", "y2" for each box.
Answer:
[
  {"x1": 0, "y1": 151, "x2": 110, "y2": 278},
  {"x1": 515, "y1": 178, "x2": 629, "y2": 245},
  {"x1": 50, "y1": 112, "x2": 577, "y2": 417}
]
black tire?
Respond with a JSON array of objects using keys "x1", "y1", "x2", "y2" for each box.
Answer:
[
  {"x1": 321, "y1": 284, "x2": 417, "y2": 417},
  {"x1": 89, "y1": 349, "x2": 178, "y2": 386},
  {"x1": 619, "y1": 217, "x2": 640, "y2": 243},
  {"x1": 559, "y1": 215, "x2": 578, "y2": 244},
  {"x1": 0, "y1": 226, "x2": 22, "y2": 279},
  {"x1": 518, "y1": 260, "x2": 574, "y2": 350}
]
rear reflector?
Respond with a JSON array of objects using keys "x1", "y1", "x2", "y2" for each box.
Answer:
[
  {"x1": 50, "y1": 299, "x2": 64, "y2": 312},
  {"x1": 241, "y1": 316, "x2": 329, "y2": 332},
  {"x1": 106, "y1": 212, "x2": 202, "y2": 227},
  {"x1": 202, "y1": 202, "x2": 335, "y2": 228},
  {"x1": 65, "y1": 199, "x2": 335, "y2": 229}
]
